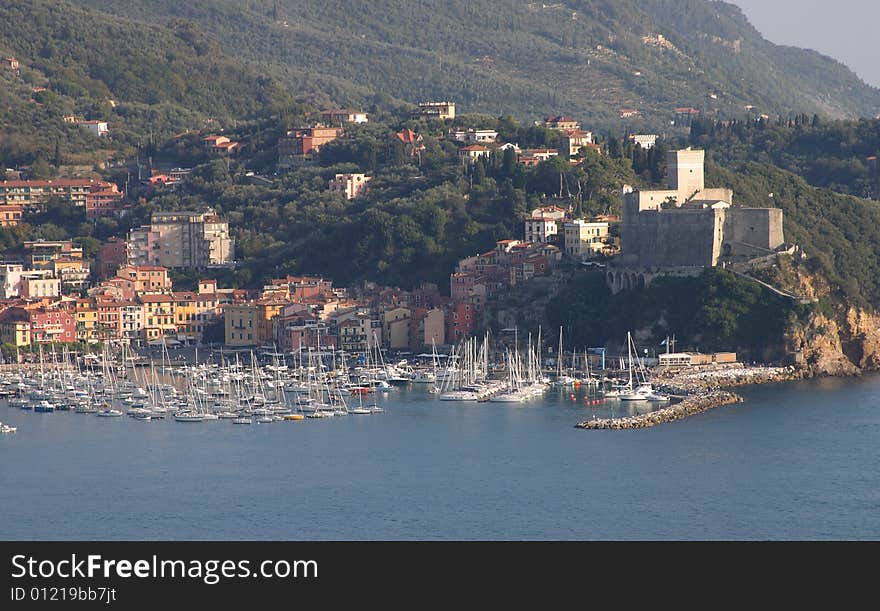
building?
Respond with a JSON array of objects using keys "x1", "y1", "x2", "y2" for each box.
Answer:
[
  {"x1": 277, "y1": 126, "x2": 344, "y2": 167},
  {"x1": 2, "y1": 57, "x2": 19, "y2": 70},
  {"x1": 85, "y1": 182, "x2": 125, "y2": 218},
  {"x1": 140, "y1": 294, "x2": 176, "y2": 341},
  {"x1": 320, "y1": 109, "x2": 368, "y2": 125},
  {"x1": 0, "y1": 307, "x2": 31, "y2": 347},
  {"x1": 629, "y1": 134, "x2": 658, "y2": 150},
  {"x1": 74, "y1": 299, "x2": 99, "y2": 342},
  {"x1": 658, "y1": 352, "x2": 737, "y2": 367},
  {"x1": 450, "y1": 129, "x2": 499, "y2": 144},
  {"x1": 395, "y1": 129, "x2": 425, "y2": 159},
  {"x1": 0, "y1": 204, "x2": 22, "y2": 226},
  {"x1": 24, "y1": 241, "x2": 82, "y2": 269},
  {"x1": 96, "y1": 238, "x2": 127, "y2": 281},
  {"x1": 459, "y1": 144, "x2": 490, "y2": 163},
  {"x1": 0, "y1": 179, "x2": 108, "y2": 211},
  {"x1": 563, "y1": 220, "x2": 611, "y2": 259},
  {"x1": 202, "y1": 135, "x2": 242, "y2": 155},
  {"x1": 618, "y1": 109, "x2": 640, "y2": 119},
  {"x1": 411, "y1": 308, "x2": 445, "y2": 351},
  {"x1": 172, "y1": 290, "x2": 221, "y2": 342},
  {"x1": 224, "y1": 300, "x2": 287, "y2": 346},
  {"x1": 329, "y1": 173, "x2": 371, "y2": 200},
  {"x1": 619, "y1": 148, "x2": 784, "y2": 270},
  {"x1": 115, "y1": 265, "x2": 172, "y2": 293},
  {"x1": 524, "y1": 217, "x2": 559, "y2": 244},
  {"x1": 519, "y1": 149, "x2": 559, "y2": 166},
  {"x1": 562, "y1": 130, "x2": 593, "y2": 157},
  {"x1": 76, "y1": 120, "x2": 109, "y2": 137},
  {"x1": 543, "y1": 116, "x2": 581, "y2": 131},
  {"x1": 127, "y1": 209, "x2": 234, "y2": 269},
  {"x1": 29, "y1": 307, "x2": 75, "y2": 343},
  {"x1": 416, "y1": 101, "x2": 456, "y2": 120},
  {"x1": 51, "y1": 258, "x2": 90, "y2": 294},
  {"x1": 529, "y1": 206, "x2": 567, "y2": 221},
  {"x1": 674, "y1": 107, "x2": 701, "y2": 125}
]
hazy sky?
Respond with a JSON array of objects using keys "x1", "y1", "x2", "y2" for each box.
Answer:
[{"x1": 730, "y1": 0, "x2": 880, "y2": 88}]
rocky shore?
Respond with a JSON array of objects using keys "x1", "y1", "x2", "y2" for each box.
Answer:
[{"x1": 575, "y1": 390, "x2": 744, "y2": 430}]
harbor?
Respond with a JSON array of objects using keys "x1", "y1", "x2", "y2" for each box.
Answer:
[{"x1": 0, "y1": 326, "x2": 813, "y2": 433}]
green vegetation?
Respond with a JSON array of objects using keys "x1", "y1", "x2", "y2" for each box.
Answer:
[
  {"x1": 0, "y1": 0, "x2": 313, "y2": 167},
  {"x1": 138, "y1": 117, "x2": 638, "y2": 289},
  {"x1": 690, "y1": 116, "x2": 880, "y2": 199},
  {"x1": 545, "y1": 269, "x2": 808, "y2": 359}
]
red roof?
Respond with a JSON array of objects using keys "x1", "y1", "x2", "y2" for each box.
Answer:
[{"x1": 460, "y1": 144, "x2": 489, "y2": 152}]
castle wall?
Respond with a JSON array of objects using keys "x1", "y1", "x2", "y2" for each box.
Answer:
[
  {"x1": 723, "y1": 208, "x2": 784, "y2": 255},
  {"x1": 621, "y1": 208, "x2": 723, "y2": 267}
]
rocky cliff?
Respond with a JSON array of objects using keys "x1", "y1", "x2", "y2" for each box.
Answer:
[{"x1": 778, "y1": 261, "x2": 880, "y2": 377}]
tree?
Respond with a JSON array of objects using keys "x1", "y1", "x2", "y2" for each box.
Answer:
[{"x1": 30, "y1": 157, "x2": 54, "y2": 180}]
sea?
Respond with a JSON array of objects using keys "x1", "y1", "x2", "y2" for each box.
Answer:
[{"x1": 1, "y1": 375, "x2": 878, "y2": 540}]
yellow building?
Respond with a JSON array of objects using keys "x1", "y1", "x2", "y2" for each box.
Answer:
[
  {"x1": 224, "y1": 299, "x2": 286, "y2": 346},
  {"x1": 173, "y1": 291, "x2": 221, "y2": 341},
  {"x1": 75, "y1": 299, "x2": 99, "y2": 342},
  {"x1": 0, "y1": 308, "x2": 31, "y2": 347},
  {"x1": 140, "y1": 294, "x2": 176, "y2": 341}
]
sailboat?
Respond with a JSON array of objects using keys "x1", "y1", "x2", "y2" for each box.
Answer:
[{"x1": 552, "y1": 327, "x2": 576, "y2": 387}]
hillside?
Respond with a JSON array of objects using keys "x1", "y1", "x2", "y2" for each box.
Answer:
[
  {"x1": 0, "y1": 0, "x2": 349, "y2": 167},
  {"x1": 67, "y1": 0, "x2": 880, "y2": 128}
]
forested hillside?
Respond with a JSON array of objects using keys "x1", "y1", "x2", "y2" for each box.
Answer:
[{"x1": 69, "y1": 0, "x2": 880, "y2": 126}]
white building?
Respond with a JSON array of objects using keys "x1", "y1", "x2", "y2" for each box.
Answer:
[
  {"x1": 76, "y1": 120, "x2": 109, "y2": 137},
  {"x1": 0, "y1": 264, "x2": 59, "y2": 298},
  {"x1": 329, "y1": 173, "x2": 372, "y2": 200},
  {"x1": 629, "y1": 134, "x2": 658, "y2": 150},
  {"x1": 450, "y1": 129, "x2": 499, "y2": 144},
  {"x1": 524, "y1": 217, "x2": 559, "y2": 244}
]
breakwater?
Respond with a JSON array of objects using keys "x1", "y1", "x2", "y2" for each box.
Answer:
[
  {"x1": 575, "y1": 391, "x2": 744, "y2": 430},
  {"x1": 652, "y1": 364, "x2": 803, "y2": 395}
]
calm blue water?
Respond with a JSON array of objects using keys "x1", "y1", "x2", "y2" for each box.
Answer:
[{"x1": 1, "y1": 376, "x2": 878, "y2": 540}]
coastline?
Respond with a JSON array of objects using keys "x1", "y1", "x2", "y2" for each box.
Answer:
[{"x1": 575, "y1": 362, "x2": 806, "y2": 430}]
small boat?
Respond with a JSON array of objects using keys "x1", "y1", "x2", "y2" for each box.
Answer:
[
  {"x1": 174, "y1": 411, "x2": 204, "y2": 422},
  {"x1": 96, "y1": 409, "x2": 123, "y2": 417},
  {"x1": 256, "y1": 415, "x2": 274, "y2": 424},
  {"x1": 232, "y1": 416, "x2": 252, "y2": 425},
  {"x1": 283, "y1": 414, "x2": 305, "y2": 421},
  {"x1": 349, "y1": 407, "x2": 372, "y2": 414},
  {"x1": 0, "y1": 423, "x2": 17, "y2": 433},
  {"x1": 200, "y1": 413, "x2": 220, "y2": 421},
  {"x1": 132, "y1": 413, "x2": 152, "y2": 421}
]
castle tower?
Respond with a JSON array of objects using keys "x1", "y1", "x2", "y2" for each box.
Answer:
[{"x1": 667, "y1": 147, "x2": 705, "y2": 202}]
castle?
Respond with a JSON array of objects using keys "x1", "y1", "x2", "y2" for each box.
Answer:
[{"x1": 609, "y1": 148, "x2": 785, "y2": 291}]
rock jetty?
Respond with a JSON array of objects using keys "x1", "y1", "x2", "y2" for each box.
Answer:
[
  {"x1": 575, "y1": 391, "x2": 744, "y2": 430},
  {"x1": 652, "y1": 364, "x2": 803, "y2": 396}
]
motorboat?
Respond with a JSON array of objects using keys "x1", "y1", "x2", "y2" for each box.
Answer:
[{"x1": 96, "y1": 408, "x2": 123, "y2": 417}]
